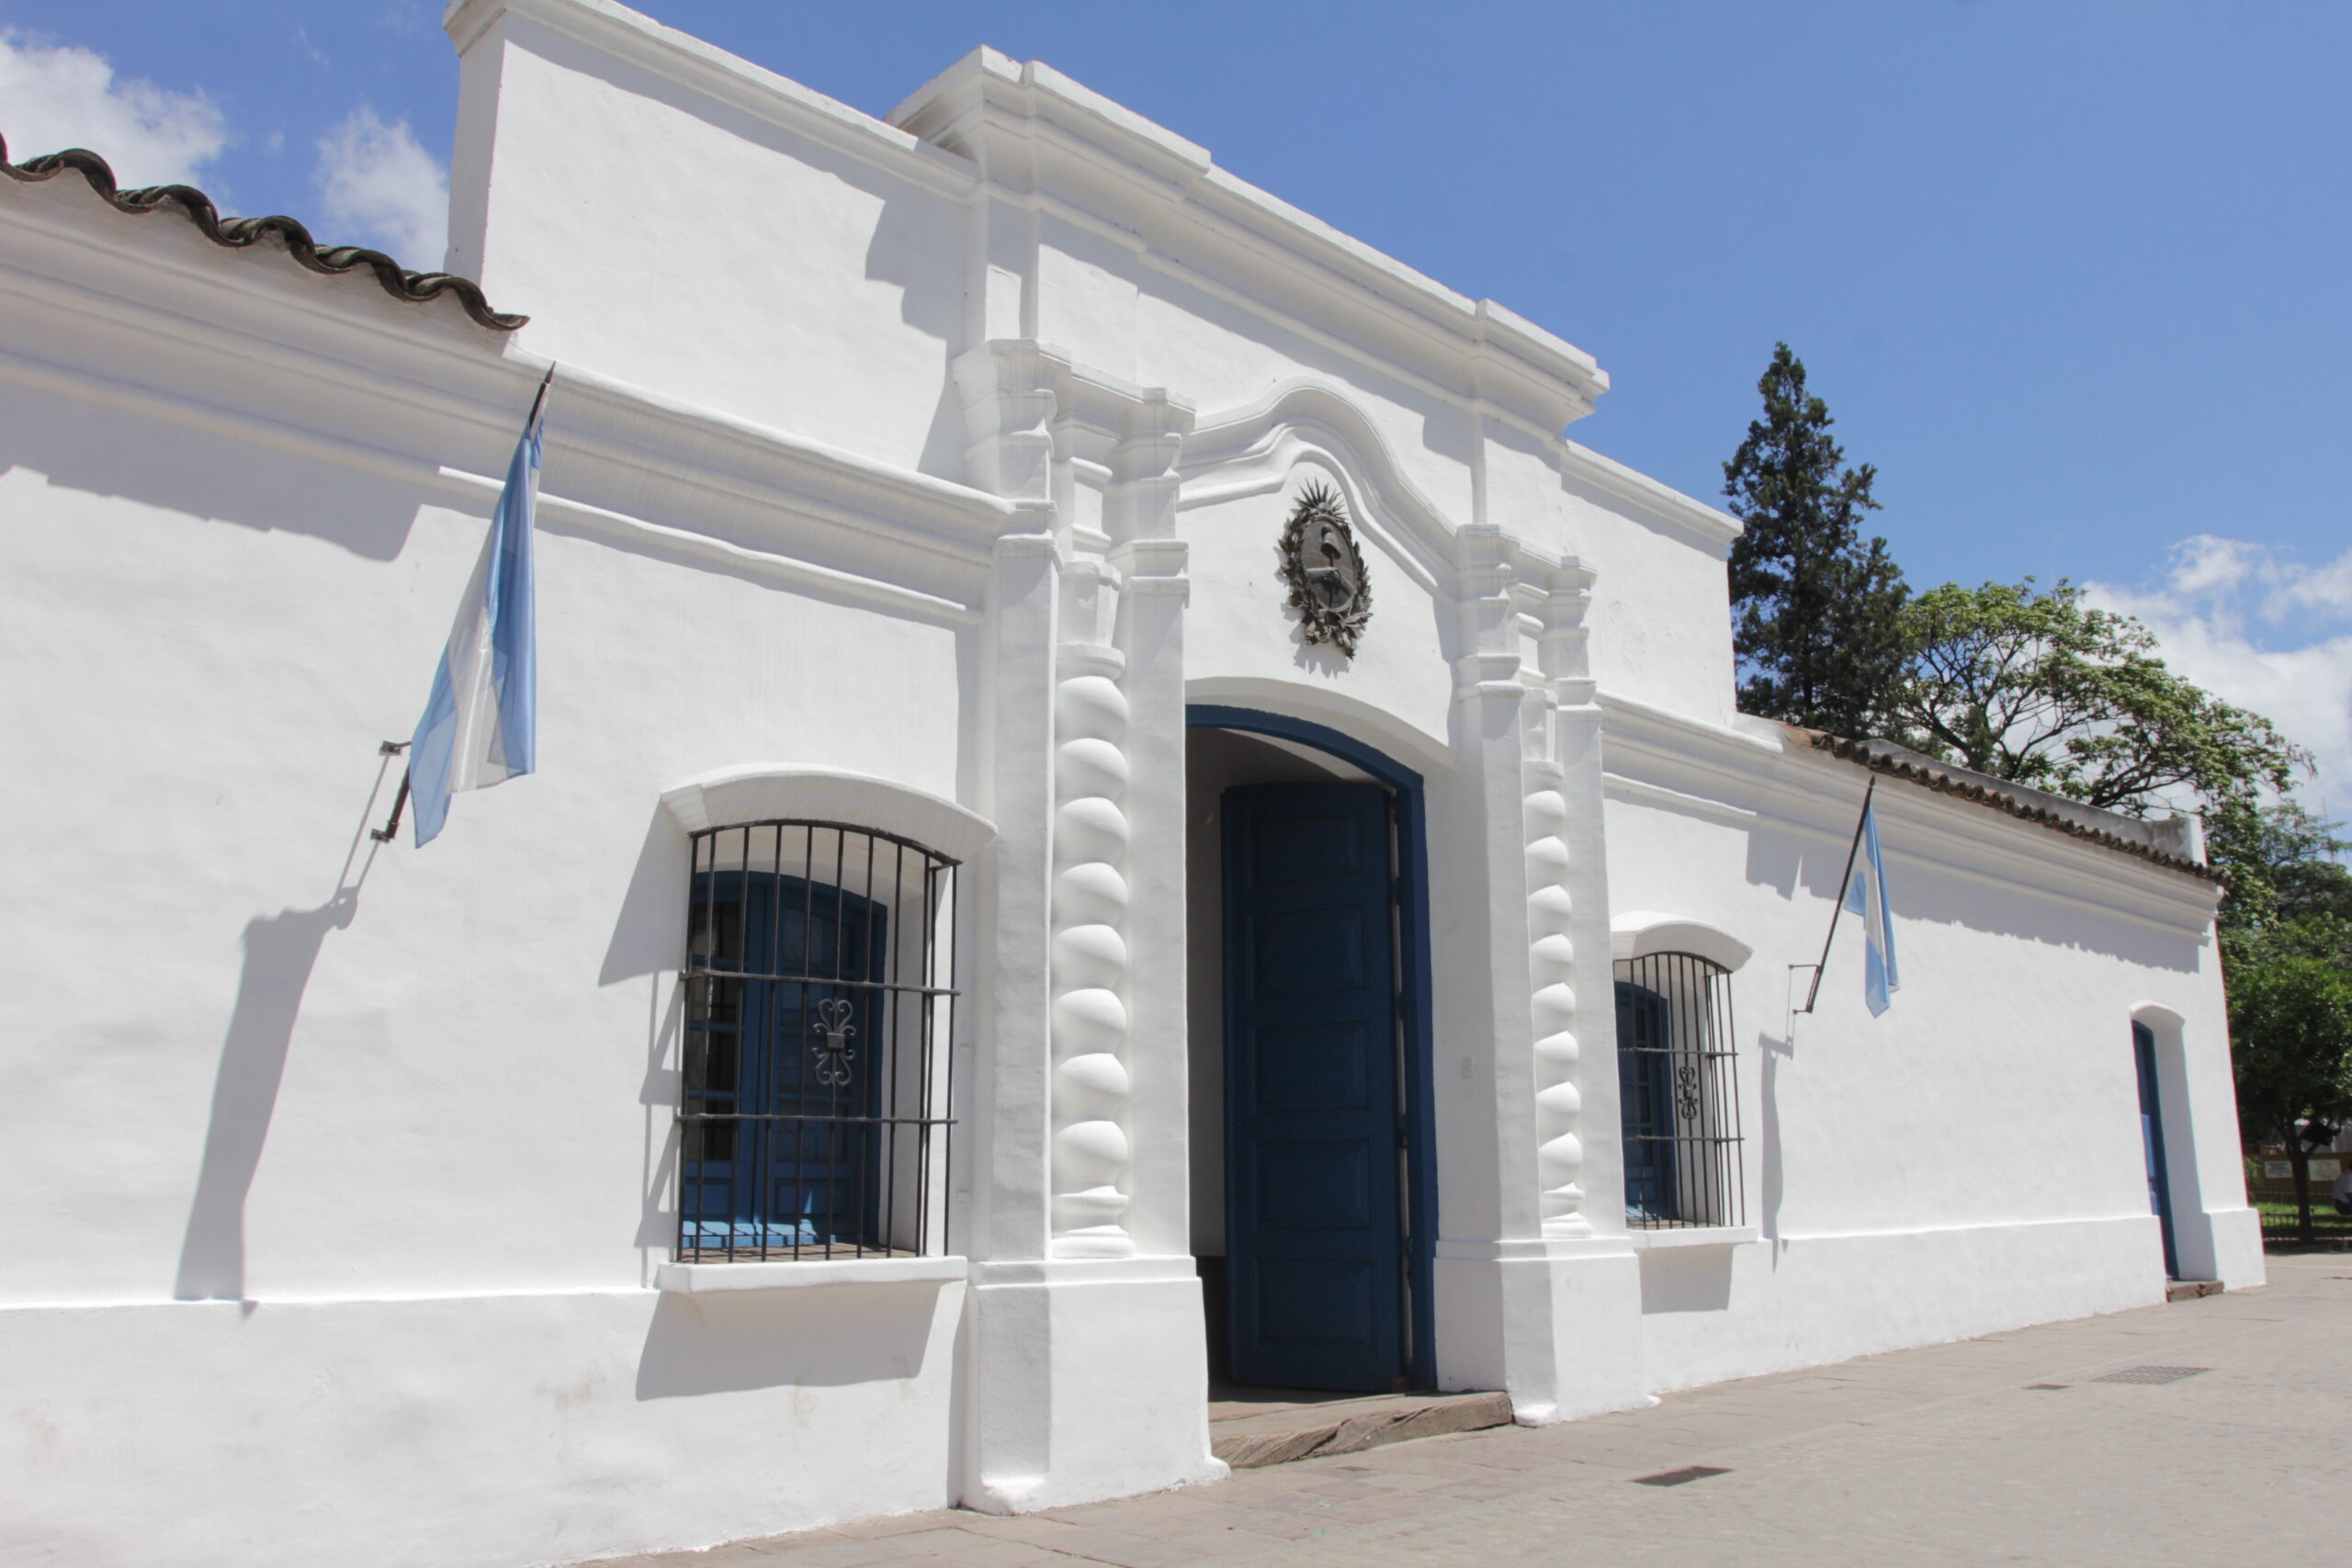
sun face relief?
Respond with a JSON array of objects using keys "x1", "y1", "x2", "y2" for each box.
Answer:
[{"x1": 1279, "y1": 480, "x2": 1374, "y2": 657}]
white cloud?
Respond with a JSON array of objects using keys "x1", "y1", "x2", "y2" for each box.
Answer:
[
  {"x1": 2086, "y1": 536, "x2": 2352, "y2": 807},
  {"x1": 0, "y1": 30, "x2": 227, "y2": 187},
  {"x1": 312, "y1": 106, "x2": 447, "y2": 265}
]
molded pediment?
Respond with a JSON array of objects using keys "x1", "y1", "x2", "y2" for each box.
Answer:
[{"x1": 1178, "y1": 378, "x2": 1465, "y2": 590}]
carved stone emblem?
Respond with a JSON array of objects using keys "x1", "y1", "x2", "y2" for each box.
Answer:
[{"x1": 1277, "y1": 480, "x2": 1372, "y2": 657}]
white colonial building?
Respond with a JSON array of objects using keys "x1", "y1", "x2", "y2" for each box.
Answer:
[{"x1": 0, "y1": 3, "x2": 2263, "y2": 1564}]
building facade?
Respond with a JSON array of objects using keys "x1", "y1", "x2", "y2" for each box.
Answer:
[{"x1": 0, "y1": 3, "x2": 2262, "y2": 1564}]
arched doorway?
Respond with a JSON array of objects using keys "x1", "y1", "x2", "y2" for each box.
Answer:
[{"x1": 1185, "y1": 705, "x2": 1436, "y2": 1392}]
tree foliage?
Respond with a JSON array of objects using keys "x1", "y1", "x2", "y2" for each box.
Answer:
[
  {"x1": 2225, "y1": 936, "x2": 2352, "y2": 1240},
  {"x1": 1887, "y1": 578, "x2": 2311, "y2": 817},
  {"x1": 1722, "y1": 344, "x2": 1910, "y2": 736},
  {"x1": 2214, "y1": 805, "x2": 2352, "y2": 1240},
  {"x1": 2207, "y1": 801, "x2": 2352, "y2": 931}
]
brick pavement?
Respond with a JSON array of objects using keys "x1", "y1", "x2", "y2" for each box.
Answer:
[{"x1": 571, "y1": 1255, "x2": 2351, "y2": 1568}]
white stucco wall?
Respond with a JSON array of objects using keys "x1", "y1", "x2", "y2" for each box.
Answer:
[
  {"x1": 1594, "y1": 716, "x2": 2258, "y2": 1395},
  {"x1": 0, "y1": 146, "x2": 989, "y2": 1564},
  {"x1": 447, "y1": 0, "x2": 970, "y2": 479},
  {"x1": 0, "y1": 4, "x2": 2258, "y2": 1563}
]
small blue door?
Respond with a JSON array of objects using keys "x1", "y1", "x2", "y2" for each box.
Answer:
[
  {"x1": 684, "y1": 873, "x2": 886, "y2": 1253},
  {"x1": 2133, "y1": 1021, "x2": 2179, "y2": 1280},
  {"x1": 1223, "y1": 783, "x2": 1405, "y2": 1392}
]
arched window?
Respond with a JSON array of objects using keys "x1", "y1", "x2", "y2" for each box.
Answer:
[
  {"x1": 680, "y1": 820, "x2": 958, "y2": 1261},
  {"x1": 1613, "y1": 951, "x2": 1745, "y2": 1230}
]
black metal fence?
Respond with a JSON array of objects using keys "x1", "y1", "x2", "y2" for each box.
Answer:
[
  {"x1": 678, "y1": 820, "x2": 957, "y2": 1262},
  {"x1": 1613, "y1": 951, "x2": 1746, "y2": 1230}
]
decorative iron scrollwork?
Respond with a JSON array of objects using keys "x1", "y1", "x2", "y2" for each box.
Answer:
[
  {"x1": 810, "y1": 996, "x2": 857, "y2": 1087},
  {"x1": 1277, "y1": 479, "x2": 1373, "y2": 658}
]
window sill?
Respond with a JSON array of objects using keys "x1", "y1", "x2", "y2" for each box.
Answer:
[
  {"x1": 656, "y1": 1255, "x2": 967, "y2": 1295},
  {"x1": 1625, "y1": 1225, "x2": 1758, "y2": 1251}
]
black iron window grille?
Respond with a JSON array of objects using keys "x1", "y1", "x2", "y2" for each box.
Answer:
[
  {"x1": 1613, "y1": 951, "x2": 1745, "y2": 1230},
  {"x1": 679, "y1": 820, "x2": 958, "y2": 1262}
]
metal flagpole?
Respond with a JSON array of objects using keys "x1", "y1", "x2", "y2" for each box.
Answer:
[{"x1": 1798, "y1": 773, "x2": 1877, "y2": 1015}]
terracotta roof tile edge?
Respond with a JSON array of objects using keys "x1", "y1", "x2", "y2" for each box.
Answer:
[
  {"x1": 1801, "y1": 728, "x2": 2225, "y2": 886},
  {"x1": 2, "y1": 136, "x2": 527, "y2": 333}
]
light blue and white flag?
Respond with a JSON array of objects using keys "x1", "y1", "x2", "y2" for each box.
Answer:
[
  {"x1": 1843, "y1": 799, "x2": 1901, "y2": 1016},
  {"x1": 405, "y1": 379, "x2": 548, "y2": 845}
]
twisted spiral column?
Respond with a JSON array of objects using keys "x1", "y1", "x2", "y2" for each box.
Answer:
[
  {"x1": 1048, "y1": 654, "x2": 1136, "y2": 1257},
  {"x1": 1524, "y1": 776, "x2": 1587, "y2": 1231}
]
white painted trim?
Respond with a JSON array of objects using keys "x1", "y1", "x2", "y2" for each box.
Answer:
[
  {"x1": 1601, "y1": 772, "x2": 1760, "y2": 829},
  {"x1": 1180, "y1": 378, "x2": 1464, "y2": 587},
  {"x1": 1595, "y1": 693, "x2": 2222, "y2": 931},
  {"x1": 967, "y1": 1256, "x2": 1202, "y2": 1288},
  {"x1": 1610, "y1": 914, "x2": 1755, "y2": 973},
  {"x1": 0, "y1": 227, "x2": 1012, "y2": 614},
  {"x1": 1184, "y1": 675, "x2": 1456, "y2": 776},
  {"x1": 0, "y1": 344, "x2": 985, "y2": 628},
  {"x1": 1624, "y1": 1226, "x2": 1759, "y2": 1250},
  {"x1": 654, "y1": 1256, "x2": 967, "y2": 1294},
  {"x1": 1560, "y1": 439, "x2": 1743, "y2": 554},
  {"x1": 885, "y1": 45, "x2": 1608, "y2": 438},
  {"x1": 660, "y1": 767, "x2": 997, "y2": 863}
]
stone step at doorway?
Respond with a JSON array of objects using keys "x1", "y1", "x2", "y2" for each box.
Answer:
[
  {"x1": 1208, "y1": 1384, "x2": 1516, "y2": 1470},
  {"x1": 2166, "y1": 1279, "x2": 2224, "y2": 1302}
]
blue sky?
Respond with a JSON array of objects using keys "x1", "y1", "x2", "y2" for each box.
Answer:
[{"x1": 4, "y1": 0, "x2": 2347, "y2": 794}]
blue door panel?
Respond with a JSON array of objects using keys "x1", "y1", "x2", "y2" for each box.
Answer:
[
  {"x1": 1251, "y1": 909, "x2": 1367, "y2": 994},
  {"x1": 1256, "y1": 1258, "x2": 1375, "y2": 1345},
  {"x1": 1250, "y1": 809, "x2": 1369, "y2": 884},
  {"x1": 1224, "y1": 782, "x2": 1404, "y2": 1392},
  {"x1": 1254, "y1": 1142, "x2": 1374, "y2": 1229},
  {"x1": 1252, "y1": 1022, "x2": 1373, "y2": 1111}
]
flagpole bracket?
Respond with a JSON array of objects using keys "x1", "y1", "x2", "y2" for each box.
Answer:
[
  {"x1": 371, "y1": 741, "x2": 413, "y2": 844},
  {"x1": 1790, "y1": 961, "x2": 1824, "y2": 1015}
]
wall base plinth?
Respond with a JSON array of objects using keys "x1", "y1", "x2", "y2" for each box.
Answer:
[
  {"x1": 961, "y1": 1258, "x2": 1226, "y2": 1514},
  {"x1": 1432, "y1": 1240, "x2": 1649, "y2": 1425}
]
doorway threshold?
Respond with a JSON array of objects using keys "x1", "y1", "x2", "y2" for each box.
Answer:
[{"x1": 1207, "y1": 1384, "x2": 1514, "y2": 1469}]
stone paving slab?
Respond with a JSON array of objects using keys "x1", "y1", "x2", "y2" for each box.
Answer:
[
  {"x1": 1209, "y1": 1389, "x2": 1514, "y2": 1469},
  {"x1": 565, "y1": 1258, "x2": 2351, "y2": 1568}
]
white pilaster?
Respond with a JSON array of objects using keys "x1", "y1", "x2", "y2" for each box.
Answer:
[{"x1": 958, "y1": 344, "x2": 1218, "y2": 1510}]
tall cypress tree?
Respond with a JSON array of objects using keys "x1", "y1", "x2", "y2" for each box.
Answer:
[{"x1": 1722, "y1": 344, "x2": 1910, "y2": 736}]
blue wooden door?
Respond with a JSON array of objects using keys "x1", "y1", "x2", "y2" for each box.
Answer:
[
  {"x1": 1223, "y1": 783, "x2": 1405, "y2": 1392},
  {"x1": 2133, "y1": 1021, "x2": 2179, "y2": 1280},
  {"x1": 684, "y1": 874, "x2": 885, "y2": 1253}
]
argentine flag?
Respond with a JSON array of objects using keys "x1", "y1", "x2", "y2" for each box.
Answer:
[
  {"x1": 405, "y1": 383, "x2": 547, "y2": 845},
  {"x1": 1843, "y1": 798, "x2": 1900, "y2": 1016}
]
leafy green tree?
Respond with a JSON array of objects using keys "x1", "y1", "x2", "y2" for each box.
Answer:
[
  {"x1": 2213, "y1": 805, "x2": 2352, "y2": 1240},
  {"x1": 2224, "y1": 942, "x2": 2352, "y2": 1241},
  {"x1": 1723, "y1": 344, "x2": 1910, "y2": 735},
  {"x1": 1887, "y1": 578, "x2": 2309, "y2": 818},
  {"x1": 2207, "y1": 801, "x2": 2352, "y2": 931}
]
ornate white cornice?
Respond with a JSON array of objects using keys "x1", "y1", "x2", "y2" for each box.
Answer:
[{"x1": 888, "y1": 44, "x2": 1608, "y2": 438}]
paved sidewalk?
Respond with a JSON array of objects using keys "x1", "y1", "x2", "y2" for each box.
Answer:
[{"x1": 580, "y1": 1257, "x2": 2351, "y2": 1568}]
